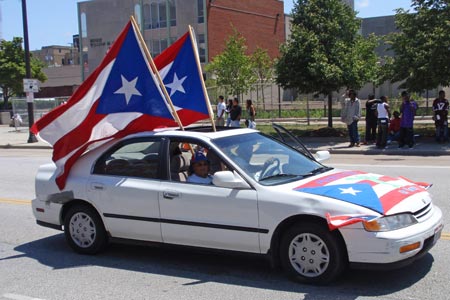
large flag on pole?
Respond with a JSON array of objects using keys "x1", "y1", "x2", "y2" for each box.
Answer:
[
  {"x1": 154, "y1": 31, "x2": 212, "y2": 126},
  {"x1": 31, "y1": 20, "x2": 177, "y2": 189}
]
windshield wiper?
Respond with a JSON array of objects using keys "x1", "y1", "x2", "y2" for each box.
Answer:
[
  {"x1": 259, "y1": 173, "x2": 300, "y2": 182},
  {"x1": 300, "y1": 166, "x2": 333, "y2": 178}
]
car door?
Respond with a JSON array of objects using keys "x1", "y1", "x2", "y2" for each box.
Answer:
[
  {"x1": 158, "y1": 140, "x2": 261, "y2": 253},
  {"x1": 88, "y1": 137, "x2": 165, "y2": 242}
]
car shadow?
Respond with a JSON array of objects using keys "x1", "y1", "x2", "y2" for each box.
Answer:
[{"x1": 9, "y1": 233, "x2": 434, "y2": 298}]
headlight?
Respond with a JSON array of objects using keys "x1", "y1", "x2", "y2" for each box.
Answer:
[{"x1": 363, "y1": 213, "x2": 418, "y2": 232}]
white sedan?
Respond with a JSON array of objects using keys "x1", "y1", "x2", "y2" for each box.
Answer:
[{"x1": 32, "y1": 125, "x2": 443, "y2": 284}]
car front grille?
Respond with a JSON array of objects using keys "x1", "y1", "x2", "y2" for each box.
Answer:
[{"x1": 413, "y1": 203, "x2": 433, "y2": 222}]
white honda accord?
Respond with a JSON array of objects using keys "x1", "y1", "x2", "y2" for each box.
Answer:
[{"x1": 32, "y1": 125, "x2": 443, "y2": 284}]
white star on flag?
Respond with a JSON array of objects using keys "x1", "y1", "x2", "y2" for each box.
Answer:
[
  {"x1": 339, "y1": 187, "x2": 362, "y2": 196},
  {"x1": 166, "y1": 73, "x2": 187, "y2": 97},
  {"x1": 114, "y1": 75, "x2": 142, "y2": 104}
]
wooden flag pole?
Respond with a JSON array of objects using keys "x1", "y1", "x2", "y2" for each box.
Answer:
[
  {"x1": 130, "y1": 16, "x2": 184, "y2": 131},
  {"x1": 188, "y1": 25, "x2": 217, "y2": 132}
]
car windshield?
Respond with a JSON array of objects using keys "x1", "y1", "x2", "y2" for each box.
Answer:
[{"x1": 212, "y1": 132, "x2": 331, "y2": 186}]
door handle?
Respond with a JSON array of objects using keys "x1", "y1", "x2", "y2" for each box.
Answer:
[
  {"x1": 91, "y1": 182, "x2": 104, "y2": 190},
  {"x1": 163, "y1": 191, "x2": 180, "y2": 199}
]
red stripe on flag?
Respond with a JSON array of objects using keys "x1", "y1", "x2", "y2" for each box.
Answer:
[
  {"x1": 55, "y1": 114, "x2": 178, "y2": 189},
  {"x1": 52, "y1": 101, "x2": 105, "y2": 162},
  {"x1": 295, "y1": 170, "x2": 365, "y2": 188},
  {"x1": 379, "y1": 184, "x2": 426, "y2": 213}
]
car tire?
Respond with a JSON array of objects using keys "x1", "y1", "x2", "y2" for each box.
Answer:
[
  {"x1": 64, "y1": 204, "x2": 108, "y2": 254},
  {"x1": 279, "y1": 222, "x2": 347, "y2": 284}
]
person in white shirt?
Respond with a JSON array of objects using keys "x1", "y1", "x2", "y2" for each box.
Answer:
[
  {"x1": 340, "y1": 90, "x2": 361, "y2": 147},
  {"x1": 376, "y1": 96, "x2": 390, "y2": 149},
  {"x1": 216, "y1": 95, "x2": 226, "y2": 127},
  {"x1": 187, "y1": 151, "x2": 213, "y2": 184}
]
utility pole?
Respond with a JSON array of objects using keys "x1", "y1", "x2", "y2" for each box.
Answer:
[{"x1": 21, "y1": 0, "x2": 37, "y2": 143}]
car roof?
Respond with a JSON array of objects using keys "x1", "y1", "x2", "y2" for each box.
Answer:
[{"x1": 121, "y1": 126, "x2": 259, "y2": 142}]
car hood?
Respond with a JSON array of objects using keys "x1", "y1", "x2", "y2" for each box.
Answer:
[{"x1": 289, "y1": 169, "x2": 431, "y2": 215}]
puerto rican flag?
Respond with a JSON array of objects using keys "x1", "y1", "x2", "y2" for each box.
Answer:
[
  {"x1": 154, "y1": 31, "x2": 210, "y2": 126},
  {"x1": 294, "y1": 170, "x2": 430, "y2": 230},
  {"x1": 31, "y1": 21, "x2": 177, "y2": 190},
  {"x1": 325, "y1": 213, "x2": 378, "y2": 231}
]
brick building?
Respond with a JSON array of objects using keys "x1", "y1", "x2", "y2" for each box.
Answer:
[{"x1": 77, "y1": 0, "x2": 285, "y2": 78}]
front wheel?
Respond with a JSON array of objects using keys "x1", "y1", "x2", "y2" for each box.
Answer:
[
  {"x1": 64, "y1": 204, "x2": 108, "y2": 254},
  {"x1": 279, "y1": 223, "x2": 347, "y2": 284}
]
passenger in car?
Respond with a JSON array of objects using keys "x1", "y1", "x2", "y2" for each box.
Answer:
[{"x1": 187, "y1": 151, "x2": 213, "y2": 184}]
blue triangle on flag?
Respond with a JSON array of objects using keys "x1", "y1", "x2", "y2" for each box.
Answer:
[{"x1": 296, "y1": 183, "x2": 383, "y2": 214}]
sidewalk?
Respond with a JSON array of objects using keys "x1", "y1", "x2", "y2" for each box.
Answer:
[{"x1": 1, "y1": 124, "x2": 449, "y2": 156}]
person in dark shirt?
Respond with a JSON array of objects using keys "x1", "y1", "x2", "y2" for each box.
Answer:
[
  {"x1": 432, "y1": 90, "x2": 449, "y2": 143},
  {"x1": 229, "y1": 98, "x2": 242, "y2": 127},
  {"x1": 363, "y1": 94, "x2": 379, "y2": 145}
]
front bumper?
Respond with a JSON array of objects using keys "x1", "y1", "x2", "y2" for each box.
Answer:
[{"x1": 341, "y1": 204, "x2": 443, "y2": 267}]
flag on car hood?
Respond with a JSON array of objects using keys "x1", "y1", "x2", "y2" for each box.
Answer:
[
  {"x1": 294, "y1": 170, "x2": 429, "y2": 215},
  {"x1": 154, "y1": 32, "x2": 210, "y2": 126},
  {"x1": 31, "y1": 21, "x2": 177, "y2": 189}
]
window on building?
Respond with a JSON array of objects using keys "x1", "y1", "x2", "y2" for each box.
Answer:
[
  {"x1": 144, "y1": 4, "x2": 151, "y2": 29},
  {"x1": 169, "y1": 0, "x2": 176, "y2": 27},
  {"x1": 134, "y1": 4, "x2": 142, "y2": 28},
  {"x1": 152, "y1": 40, "x2": 160, "y2": 57},
  {"x1": 159, "y1": 1, "x2": 167, "y2": 28},
  {"x1": 197, "y1": 0, "x2": 204, "y2": 23},
  {"x1": 160, "y1": 39, "x2": 168, "y2": 52},
  {"x1": 198, "y1": 33, "x2": 206, "y2": 63},
  {"x1": 81, "y1": 13, "x2": 87, "y2": 38},
  {"x1": 151, "y1": 2, "x2": 158, "y2": 28}
]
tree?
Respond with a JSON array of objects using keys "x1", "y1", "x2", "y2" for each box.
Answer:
[
  {"x1": 206, "y1": 28, "x2": 256, "y2": 100},
  {"x1": 276, "y1": 0, "x2": 379, "y2": 127},
  {"x1": 250, "y1": 47, "x2": 274, "y2": 110},
  {"x1": 0, "y1": 37, "x2": 47, "y2": 109},
  {"x1": 385, "y1": 0, "x2": 450, "y2": 92}
]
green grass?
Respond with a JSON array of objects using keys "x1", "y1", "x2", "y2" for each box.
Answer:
[{"x1": 255, "y1": 123, "x2": 437, "y2": 138}]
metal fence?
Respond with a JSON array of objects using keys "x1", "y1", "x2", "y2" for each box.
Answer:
[{"x1": 11, "y1": 97, "x2": 69, "y2": 126}]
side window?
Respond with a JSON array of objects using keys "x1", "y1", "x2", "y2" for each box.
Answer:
[
  {"x1": 94, "y1": 139, "x2": 163, "y2": 180},
  {"x1": 167, "y1": 140, "x2": 229, "y2": 183}
]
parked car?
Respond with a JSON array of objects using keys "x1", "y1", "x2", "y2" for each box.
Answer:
[{"x1": 32, "y1": 125, "x2": 443, "y2": 284}]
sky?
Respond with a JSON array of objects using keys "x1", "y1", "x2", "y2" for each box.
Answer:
[{"x1": 1, "y1": 0, "x2": 413, "y2": 51}]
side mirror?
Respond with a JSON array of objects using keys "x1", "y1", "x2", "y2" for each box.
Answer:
[
  {"x1": 315, "y1": 150, "x2": 331, "y2": 162},
  {"x1": 213, "y1": 171, "x2": 251, "y2": 189}
]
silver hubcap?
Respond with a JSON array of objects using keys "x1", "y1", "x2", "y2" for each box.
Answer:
[
  {"x1": 288, "y1": 233, "x2": 330, "y2": 277},
  {"x1": 69, "y1": 212, "x2": 96, "y2": 248}
]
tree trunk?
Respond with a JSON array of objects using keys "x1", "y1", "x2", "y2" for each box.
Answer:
[{"x1": 328, "y1": 93, "x2": 333, "y2": 128}]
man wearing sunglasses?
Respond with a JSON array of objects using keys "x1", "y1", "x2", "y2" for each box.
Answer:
[{"x1": 187, "y1": 151, "x2": 213, "y2": 184}]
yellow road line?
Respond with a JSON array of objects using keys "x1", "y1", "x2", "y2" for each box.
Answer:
[
  {"x1": 441, "y1": 233, "x2": 450, "y2": 241},
  {"x1": 0, "y1": 198, "x2": 32, "y2": 205}
]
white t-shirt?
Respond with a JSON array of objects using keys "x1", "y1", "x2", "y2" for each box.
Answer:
[
  {"x1": 217, "y1": 102, "x2": 226, "y2": 118},
  {"x1": 187, "y1": 174, "x2": 213, "y2": 184},
  {"x1": 377, "y1": 103, "x2": 389, "y2": 119}
]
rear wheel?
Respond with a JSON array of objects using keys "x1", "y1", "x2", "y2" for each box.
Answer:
[
  {"x1": 64, "y1": 204, "x2": 108, "y2": 254},
  {"x1": 279, "y1": 223, "x2": 346, "y2": 284}
]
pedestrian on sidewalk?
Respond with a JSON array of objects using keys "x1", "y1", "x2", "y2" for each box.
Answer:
[
  {"x1": 432, "y1": 90, "x2": 449, "y2": 143},
  {"x1": 363, "y1": 94, "x2": 379, "y2": 145},
  {"x1": 340, "y1": 89, "x2": 361, "y2": 147},
  {"x1": 216, "y1": 95, "x2": 226, "y2": 127},
  {"x1": 387, "y1": 111, "x2": 401, "y2": 144},
  {"x1": 229, "y1": 98, "x2": 242, "y2": 128},
  {"x1": 398, "y1": 91, "x2": 417, "y2": 148},
  {"x1": 376, "y1": 96, "x2": 390, "y2": 148}
]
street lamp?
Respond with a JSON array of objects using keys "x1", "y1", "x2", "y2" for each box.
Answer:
[{"x1": 21, "y1": 0, "x2": 38, "y2": 143}]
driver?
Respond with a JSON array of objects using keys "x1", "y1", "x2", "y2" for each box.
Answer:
[{"x1": 187, "y1": 151, "x2": 213, "y2": 184}]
